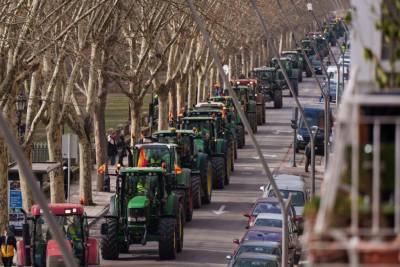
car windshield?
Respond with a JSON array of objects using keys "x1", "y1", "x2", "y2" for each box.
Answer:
[
  {"x1": 34, "y1": 215, "x2": 82, "y2": 242},
  {"x1": 183, "y1": 120, "x2": 212, "y2": 138},
  {"x1": 135, "y1": 146, "x2": 171, "y2": 169},
  {"x1": 233, "y1": 258, "x2": 278, "y2": 267},
  {"x1": 256, "y1": 71, "x2": 273, "y2": 81},
  {"x1": 299, "y1": 109, "x2": 324, "y2": 129},
  {"x1": 237, "y1": 246, "x2": 279, "y2": 257},
  {"x1": 268, "y1": 190, "x2": 305, "y2": 207},
  {"x1": 254, "y1": 218, "x2": 282, "y2": 228},
  {"x1": 252, "y1": 202, "x2": 281, "y2": 216}
]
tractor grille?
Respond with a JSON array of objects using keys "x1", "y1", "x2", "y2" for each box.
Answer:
[{"x1": 128, "y1": 208, "x2": 146, "y2": 223}]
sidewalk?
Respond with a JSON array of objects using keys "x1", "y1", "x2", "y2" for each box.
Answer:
[
  {"x1": 68, "y1": 166, "x2": 117, "y2": 225},
  {"x1": 275, "y1": 144, "x2": 325, "y2": 194}
]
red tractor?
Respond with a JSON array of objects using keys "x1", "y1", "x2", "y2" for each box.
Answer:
[{"x1": 17, "y1": 203, "x2": 100, "y2": 267}]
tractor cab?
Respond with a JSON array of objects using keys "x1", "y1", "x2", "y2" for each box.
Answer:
[{"x1": 17, "y1": 204, "x2": 99, "y2": 267}]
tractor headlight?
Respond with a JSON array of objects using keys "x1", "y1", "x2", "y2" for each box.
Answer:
[{"x1": 297, "y1": 134, "x2": 304, "y2": 141}]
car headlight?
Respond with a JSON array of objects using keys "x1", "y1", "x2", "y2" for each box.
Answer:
[{"x1": 297, "y1": 134, "x2": 304, "y2": 141}]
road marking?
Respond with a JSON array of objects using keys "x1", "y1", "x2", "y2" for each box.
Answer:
[
  {"x1": 212, "y1": 205, "x2": 227, "y2": 215},
  {"x1": 252, "y1": 154, "x2": 278, "y2": 159}
]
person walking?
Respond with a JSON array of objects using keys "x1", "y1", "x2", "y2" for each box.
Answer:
[
  {"x1": 107, "y1": 130, "x2": 118, "y2": 165},
  {"x1": 305, "y1": 142, "x2": 311, "y2": 173},
  {"x1": 0, "y1": 227, "x2": 16, "y2": 267},
  {"x1": 117, "y1": 134, "x2": 127, "y2": 166}
]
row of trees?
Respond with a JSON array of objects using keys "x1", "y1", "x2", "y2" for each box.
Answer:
[{"x1": 0, "y1": 0, "x2": 345, "y2": 230}]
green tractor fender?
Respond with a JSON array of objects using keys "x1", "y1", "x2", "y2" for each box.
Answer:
[
  {"x1": 175, "y1": 169, "x2": 191, "y2": 188},
  {"x1": 247, "y1": 100, "x2": 257, "y2": 113},
  {"x1": 163, "y1": 193, "x2": 180, "y2": 217}
]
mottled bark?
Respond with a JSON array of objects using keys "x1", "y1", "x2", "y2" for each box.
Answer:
[
  {"x1": 158, "y1": 88, "x2": 169, "y2": 131},
  {"x1": 47, "y1": 124, "x2": 64, "y2": 203},
  {"x1": 187, "y1": 69, "x2": 195, "y2": 108},
  {"x1": 168, "y1": 85, "x2": 177, "y2": 119},
  {"x1": 94, "y1": 93, "x2": 107, "y2": 191},
  {"x1": 19, "y1": 145, "x2": 33, "y2": 211},
  {"x1": 130, "y1": 99, "x2": 142, "y2": 145},
  {"x1": 79, "y1": 139, "x2": 93, "y2": 205},
  {"x1": 176, "y1": 81, "x2": 185, "y2": 114},
  {"x1": 0, "y1": 136, "x2": 8, "y2": 232}
]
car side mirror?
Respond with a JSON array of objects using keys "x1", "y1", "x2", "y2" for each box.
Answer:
[
  {"x1": 233, "y1": 239, "x2": 240, "y2": 245},
  {"x1": 226, "y1": 255, "x2": 232, "y2": 260},
  {"x1": 100, "y1": 223, "x2": 108, "y2": 235}
]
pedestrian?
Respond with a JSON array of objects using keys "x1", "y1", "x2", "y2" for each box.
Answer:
[
  {"x1": 0, "y1": 227, "x2": 16, "y2": 267},
  {"x1": 107, "y1": 130, "x2": 118, "y2": 165},
  {"x1": 117, "y1": 134, "x2": 127, "y2": 166},
  {"x1": 305, "y1": 142, "x2": 311, "y2": 172},
  {"x1": 137, "y1": 130, "x2": 146, "y2": 144},
  {"x1": 62, "y1": 160, "x2": 73, "y2": 200}
]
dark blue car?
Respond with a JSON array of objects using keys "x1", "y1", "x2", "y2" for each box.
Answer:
[{"x1": 296, "y1": 107, "x2": 332, "y2": 155}]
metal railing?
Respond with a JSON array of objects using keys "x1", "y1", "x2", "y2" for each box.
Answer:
[{"x1": 307, "y1": 66, "x2": 400, "y2": 266}]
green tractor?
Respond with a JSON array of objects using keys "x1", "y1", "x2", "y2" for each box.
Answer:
[
  {"x1": 281, "y1": 50, "x2": 303, "y2": 83},
  {"x1": 209, "y1": 95, "x2": 246, "y2": 148},
  {"x1": 152, "y1": 129, "x2": 213, "y2": 206},
  {"x1": 252, "y1": 66, "x2": 283, "y2": 109},
  {"x1": 295, "y1": 47, "x2": 313, "y2": 77},
  {"x1": 231, "y1": 81, "x2": 258, "y2": 133},
  {"x1": 101, "y1": 143, "x2": 194, "y2": 260},
  {"x1": 271, "y1": 57, "x2": 299, "y2": 96},
  {"x1": 181, "y1": 115, "x2": 231, "y2": 189}
]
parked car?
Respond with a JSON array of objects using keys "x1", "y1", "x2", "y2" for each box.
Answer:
[
  {"x1": 226, "y1": 240, "x2": 282, "y2": 264},
  {"x1": 260, "y1": 174, "x2": 309, "y2": 233},
  {"x1": 228, "y1": 253, "x2": 280, "y2": 267},
  {"x1": 234, "y1": 226, "x2": 297, "y2": 266},
  {"x1": 243, "y1": 197, "x2": 297, "y2": 229},
  {"x1": 295, "y1": 106, "x2": 332, "y2": 155}
]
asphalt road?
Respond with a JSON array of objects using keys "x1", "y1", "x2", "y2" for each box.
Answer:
[{"x1": 93, "y1": 75, "x2": 324, "y2": 267}]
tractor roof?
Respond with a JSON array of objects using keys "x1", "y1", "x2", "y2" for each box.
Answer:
[
  {"x1": 195, "y1": 101, "x2": 225, "y2": 108},
  {"x1": 282, "y1": 50, "x2": 299, "y2": 54},
  {"x1": 233, "y1": 79, "x2": 257, "y2": 85},
  {"x1": 153, "y1": 129, "x2": 194, "y2": 137},
  {"x1": 135, "y1": 143, "x2": 177, "y2": 149},
  {"x1": 31, "y1": 203, "x2": 84, "y2": 216},
  {"x1": 210, "y1": 95, "x2": 232, "y2": 100},
  {"x1": 120, "y1": 167, "x2": 166, "y2": 174}
]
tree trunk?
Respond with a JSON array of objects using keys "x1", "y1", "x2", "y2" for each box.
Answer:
[
  {"x1": 78, "y1": 138, "x2": 93, "y2": 205},
  {"x1": 19, "y1": 145, "x2": 33, "y2": 211},
  {"x1": 209, "y1": 68, "x2": 215, "y2": 97},
  {"x1": 250, "y1": 48, "x2": 254, "y2": 72},
  {"x1": 241, "y1": 48, "x2": 246, "y2": 76},
  {"x1": 158, "y1": 88, "x2": 169, "y2": 131},
  {"x1": 94, "y1": 94, "x2": 107, "y2": 191},
  {"x1": 130, "y1": 99, "x2": 142, "y2": 145},
  {"x1": 47, "y1": 124, "x2": 64, "y2": 203},
  {"x1": 168, "y1": 85, "x2": 177, "y2": 120},
  {"x1": 188, "y1": 69, "x2": 195, "y2": 108},
  {"x1": 196, "y1": 69, "x2": 202, "y2": 103},
  {"x1": 0, "y1": 136, "x2": 8, "y2": 232},
  {"x1": 176, "y1": 80, "x2": 185, "y2": 113}
]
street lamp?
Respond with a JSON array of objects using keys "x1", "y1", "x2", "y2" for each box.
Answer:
[{"x1": 16, "y1": 91, "x2": 26, "y2": 143}]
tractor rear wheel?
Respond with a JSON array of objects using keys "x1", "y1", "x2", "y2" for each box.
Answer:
[
  {"x1": 237, "y1": 125, "x2": 245, "y2": 148},
  {"x1": 225, "y1": 147, "x2": 231, "y2": 185},
  {"x1": 185, "y1": 188, "x2": 193, "y2": 222},
  {"x1": 256, "y1": 105, "x2": 263, "y2": 125},
  {"x1": 201, "y1": 160, "x2": 213, "y2": 204},
  {"x1": 101, "y1": 219, "x2": 119, "y2": 260},
  {"x1": 177, "y1": 205, "x2": 184, "y2": 252},
  {"x1": 192, "y1": 175, "x2": 202, "y2": 209},
  {"x1": 274, "y1": 90, "x2": 283, "y2": 109},
  {"x1": 234, "y1": 140, "x2": 238, "y2": 159},
  {"x1": 159, "y1": 218, "x2": 177, "y2": 260},
  {"x1": 211, "y1": 157, "x2": 225, "y2": 189},
  {"x1": 119, "y1": 241, "x2": 129, "y2": 253}
]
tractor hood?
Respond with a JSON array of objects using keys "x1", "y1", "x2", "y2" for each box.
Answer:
[{"x1": 128, "y1": 196, "x2": 150, "y2": 209}]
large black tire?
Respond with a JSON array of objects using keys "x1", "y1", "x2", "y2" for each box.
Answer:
[
  {"x1": 192, "y1": 175, "x2": 202, "y2": 209},
  {"x1": 262, "y1": 100, "x2": 266, "y2": 124},
  {"x1": 234, "y1": 140, "x2": 238, "y2": 159},
  {"x1": 211, "y1": 157, "x2": 225, "y2": 189},
  {"x1": 185, "y1": 189, "x2": 193, "y2": 222},
  {"x1": 256, "y1": 105, "x2": 263, "y2": 125},
  {"x1": 101, "y1": 219, "x2": 119, "y2": 260},
  {"x1": 306, "y1": 66, "x2": 312, "y2": 77},
  {"x1": 298, "y1": 70, "x2": 303, "y2": 82},
  {"x1": 237, "y1": 125, "x2": 245, "y2": 148},
  {"x1": 119, "y1": 241, "x2": 130, "y2": 253},
  {"x1": 225, "y1": 147, "x2": 231, "y2": 185},
  {"x1": 274, "y1": 90, "x2": 283, "y2": 109},
  {"x1": 177, "y1": 205, "x2": 184, "y2": 252},
  {"x1": 201, "y1": 160, "x2": 213, "y2": 204},
  {"x1": 159, "y1": 218, "x2": 177, "y2": 260},
  {"x1": 250, "y1": 113, "x2": 257, "y2": 133}
]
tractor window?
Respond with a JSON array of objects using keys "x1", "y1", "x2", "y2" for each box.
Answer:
[
  {"x1": 136, "y1": 147, "x2": 171, "y2": 171},
  {"x1": 127, "y1": 174, "x2": 159, "y2": 198}
]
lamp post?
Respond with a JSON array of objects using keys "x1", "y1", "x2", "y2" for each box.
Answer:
[{"x1": 16, "y1": 91, "x2": 27, "y2": 143}]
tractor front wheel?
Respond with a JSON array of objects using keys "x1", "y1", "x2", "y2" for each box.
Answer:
[
  {"x1": 101, "y1": 219, "x2": 119, "y2": 260},
  {"x1": 237, "y1": 125, "x2": 245, "y2": 148},
  {"x1": 201, "y1": 161, "x2": 213, "y2": 204},
  {"x1": 211, "y1": 157, "x2": 225, "y2": 189},
  {"x1": 274, "y1": 90, "x2": 283, "y2": 109},
  {"x1": 159, "y1": 218, "x2": 178, "y2": 260},
  {"x1": 192, "y1": 175, "x2": 202, "y2": 209}
]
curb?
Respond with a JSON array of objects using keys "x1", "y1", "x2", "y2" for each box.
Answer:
[{"x1": 88, "y1": 204, "x2": 110, "y2": 227}]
